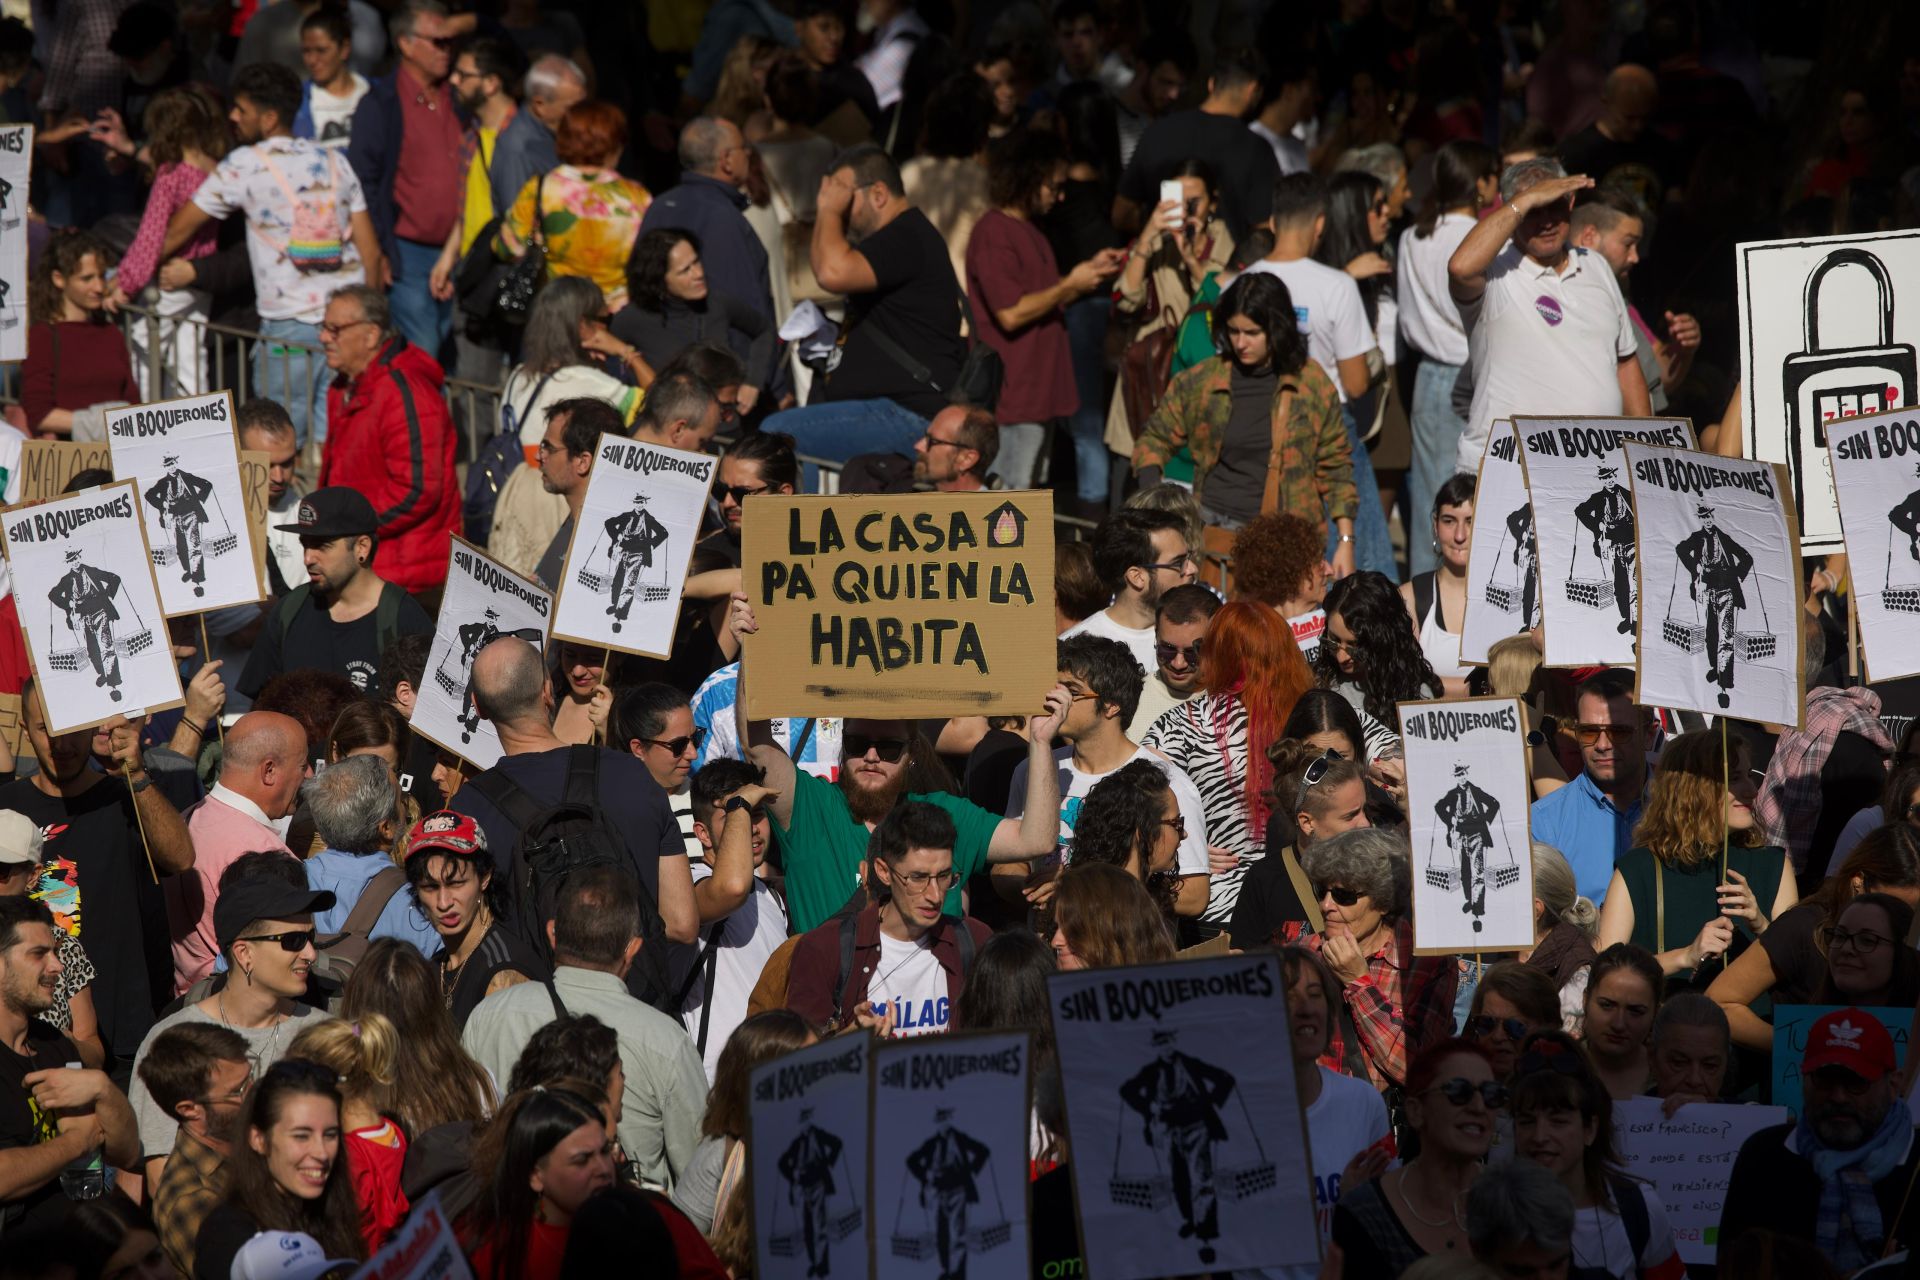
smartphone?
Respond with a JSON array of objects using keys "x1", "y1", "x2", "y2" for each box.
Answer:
[{"x1": 1159, "y1": 179, "x2": 1184, "y2": 230}]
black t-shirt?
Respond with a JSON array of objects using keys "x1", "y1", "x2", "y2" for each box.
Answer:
[
  {"x1": 1120, "y1": 109, "x2": 1281, "y2": 243},
  {"x1": 1757, "y1": 900, "x2": 1825, "y2": 1007},
  {"x1": 1029, "y1": 1165, "x2": 1082, "y2": 1279},
  {"x1": 0, "y1": 778, "x2": 170, "y2": 1060},
  {"x1": 1229, "y1": 825, "x2": 1315, "y2": 952},
  {"x1": 237, "y1": 586, "x2": 434, "y2": 698},
  {"x1": 0, "y1": 1020, "x2": 80, "y2": 1231},
  {"x1": 815, "y1": 207, "x2": 965, "y2": 418}
]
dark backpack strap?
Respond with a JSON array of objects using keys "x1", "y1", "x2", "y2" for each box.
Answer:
[
  {"x1": 1411, "y1": 571, "x2": 1435, "y2": 633},
  {"x1": 951, "y1": 915, "x2": 975, "y2": 974},
  {"x1": 788, "y1": 718, "x2": 816, "y2": 762},
  {"x1": 830, "y1": 911, "x2": 859, "y2": 1024},
  {"x1": 865, "y1": 325, "x2": 941, "y2": 392},
  {"x1": 375, "y1": 582, "x2": 406, "y2": 660},
  {"x1": 275, "y1": 582, "x2": 314, "y2": 642},
  {"x1": 543, "y1": 975, "x2": 567, "y2": 1019},
  {"x1": 1609, "y1": 1174, "x2": 1650, "y2": 1263},
  {"x1": 564, "y1": 744, "x2": 601, "y2": 804},
  {"x1": 341, "y1": 866, "x2": 408, "y2": 938},
  {"x1": 462, "y1": 767, "x2": 547, "y2": 836}
]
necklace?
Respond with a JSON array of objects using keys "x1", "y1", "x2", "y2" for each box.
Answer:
[
  {"x1": 218, "y1": 990, "x2": 283, "y2": 1063},
  {"x1": 1394, "y1": 1168, "x2": 1466, "y2": 1231}
]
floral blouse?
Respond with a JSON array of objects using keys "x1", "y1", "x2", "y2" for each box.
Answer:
[{"x1": 499, "y1": 164, "x2": 651, "y2": 310}]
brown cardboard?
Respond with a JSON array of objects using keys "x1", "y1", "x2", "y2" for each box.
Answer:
[
  {"x1": 16, "y1": 440, "x2": 113, "y2": 502},
  {"x1": 239, "y1": 449, "x2": 270, "y2": 594}
]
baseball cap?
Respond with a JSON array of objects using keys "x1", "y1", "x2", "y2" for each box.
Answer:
[
  {"x1": 107, "y1": 1, "x2": 175, "y2": 60},
  {"x1": 0, "y1": 811, "x2": 43, "y2": 867},
  {"x1": 229, "y1": 1231, "x2": 357, "y2": 1280},
  {"x1": 213, "y1": 874, "x2": 336, "y2": 953},
  {"x1": 274, "y1": 488, "x2": 378, "y2": 539},
  {"x1": 404, "y1": 809, "x2": 488, "y2": 862},
  {"x1": 1801, "y1": 1008, "x2": 1898, "y2": 1082}
]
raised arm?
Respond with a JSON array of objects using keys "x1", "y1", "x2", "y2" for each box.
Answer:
[
  {"x1": 811, "y1": 171, "x2": 878, "y2": 296},
  {"x1": 728, "y1": 594, "x2": 798, "y2": 828},
  {"x1": 986, "y1": 686, "x2": 1070, "y2": 863},
  {"x1": 1448, "y1": 175, "x2": 1594, "y2": 304},
  {"x1": 693, "y1": 780, "x2": 774, "y2": 922}
]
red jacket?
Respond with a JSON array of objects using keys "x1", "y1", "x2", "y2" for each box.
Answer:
[
  {"x1": 786, "y1": 903, "x2": 990, "y2": 1033},
  {"x1": 320, "y1": 337, "x2": 458, "y2": 592}
]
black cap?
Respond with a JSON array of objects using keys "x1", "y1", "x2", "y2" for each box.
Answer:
[
  {"x1": 275, "y1": 487, "x2": 378, "y2": 538},
  {"x1": 214, "y1": 876, "x2": 336, "y2": 952},
  {"x1": 108, "y1": 2, "x2": 176, "y2": 59}
]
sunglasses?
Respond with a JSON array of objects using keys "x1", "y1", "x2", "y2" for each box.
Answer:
[
  {"x1": 1573, "y1": 723, "x2": 1637, "y2": 747},
  {"x1": 1154, "y1": 640, "x2": 1202, "y2": 668},
  {"x1": 1293, "y1": 747, "x2": 1344, "y2": 812},
  {"x1": 640, "y1": 728, "x2": 707, "y2": 757},
  {"x1": 845, "y1": 733, "x2": 909, "y2": 763},
  {"x1": 717, "y1": 482, "x2": 771, "y2": 504},
  {"x1": 1425, "y1": 1078, "x2": 1509, "y2": 1108},
  {"x1": 238, "y1": 929, "x2": 315, "y2": 953},
  {"x1": 1312, "y1": 882, "x2": 1363, "y2": 907},
  {"x1": 1466, "y1": 1015, "x2": 1530, "y2": 1042}
]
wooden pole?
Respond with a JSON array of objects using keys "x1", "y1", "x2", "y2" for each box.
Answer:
[
  {"x1": 123, "y1": 758, "x2": 158, "y2": 884},
  {"x1": 197, "y1": 613, "x2": 224, "y2": 747}
]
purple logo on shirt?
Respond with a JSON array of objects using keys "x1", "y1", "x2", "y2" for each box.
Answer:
[{"x1": 1534, "y1": 295, "x2": 1564, "y2": 327}]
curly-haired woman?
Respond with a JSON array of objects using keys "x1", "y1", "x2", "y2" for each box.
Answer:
[{"x1": 1314, "y1": 570, "x2": 1442, "y2": 756}]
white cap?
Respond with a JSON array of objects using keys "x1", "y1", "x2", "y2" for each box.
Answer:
[
  {"x1": 229, "y1": 1232, "x2": 356, "y2": 1280},
  {"x1": 0, "y1": 811, "x2": 43, "y2": 867}
]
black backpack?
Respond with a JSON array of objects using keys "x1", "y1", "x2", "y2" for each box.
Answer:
[{"x1": 464, "y1": 746, "x2": 675, "y2": 1010}]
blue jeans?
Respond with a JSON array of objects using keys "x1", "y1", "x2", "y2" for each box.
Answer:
[
  {"x1": 1335, "y1": 406, "x2": 1397, "y2": 581},
  {"x1": 1407, "y1": 358, "x2": 1468, "y2": 577},
  {"x1": 1454, "y1": 955, "x2": 1487, "y2": 1033},
  {"x1": 764, "y1": 397, "x2": 930, "y2": 491},
  {"x1": 991, "y1": 423, "x2": 1045, "y2": 489},
  {"x1": 390, "y1": 238, "x2": 452, "y2": 360},
  {"x1": 1063, "y1": 295, "x2": 1111, "y2": 503},
  {"x1": 254, "y1": 317, "x2": 328, "y2": 448}
]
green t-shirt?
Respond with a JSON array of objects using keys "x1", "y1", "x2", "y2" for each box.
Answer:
[{"x1": 774, "y1": 770, "x2": 1002, "y2": 933}]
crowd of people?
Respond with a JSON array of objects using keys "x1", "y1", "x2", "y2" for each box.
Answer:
[{"x1": 0, "y1": 1, "x2": 1917, "y2": 1279}]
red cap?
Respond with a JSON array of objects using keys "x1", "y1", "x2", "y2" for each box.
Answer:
[
  {"x1": 404, "y1": 810, "x2": 488, "y2": 862},
  {"x1": 1801, "y1": 1008, "x2": 1898, "y2": 1081}
]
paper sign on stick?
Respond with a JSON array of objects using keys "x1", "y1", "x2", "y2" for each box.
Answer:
[
  {"x1": 1625, "y1": 443, "x2": 1803, "y2": 728},
  {"x1": 0, "y1": 124, "x2": 30, "y2": 363},
  {"x1": 1611, "y1": 1098, "x2": 1789, "y2": 1266},
  {"x1": 750, "y1": 1034, "x2": 872, "y2": 1280},
  {"x1": 16, "y1": 440, "x2": 112, "y2": 502},
  {"x1": 411, "y1": 539, "x2": 551, "y2": 770},
  {"x1": 1, "y1": 480, "x2": 183, "y2": 734},
  {"x1": 1825, "y1": 407, "x2": 1920, "y2": 681},
  {"x1": 1459, "y1": 421, "x2": 1539, "y2": 666},
  {"x1": 1770, "y1": 1003, "x2": 1911, "y2": 1115},
  {"x1": 1399, "y1": 696, "x2": 1534, "y2": 954},
  {"x1": 349, "y1": 1191, "x2": 472, "y2": 1279},
  {"x1": 740, "y1": 491, "x2": 1056, "y2": 720}
]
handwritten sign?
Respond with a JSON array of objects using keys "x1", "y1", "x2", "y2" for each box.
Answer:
[
  {"x1": 1611, "y1": 1097, "x2": 1788, "y2": 1266},
  {"x1": 239, "y1": 449, "x2": 269, "y2": 593},
  {"x1": 16, "y1": 440, "x2": 112, "y2": 502},
  {"x1": 349, "y1": 1191, "x2": 472, "y2": 1279},
  {"x1": 741, "y1": 491, "x2": 1056, "y2": 719},
  {"x1": 0, "y1": 691, "x2": 24, "y2": 763},
  {"x1": 1771, "y1": 1003, "x2": 1911, "y2": 1114}
]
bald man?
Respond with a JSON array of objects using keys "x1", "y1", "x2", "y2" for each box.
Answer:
[
  {"x1": 165, "y1": 711, "x2": 312, "y2": 993},
  {"x1": 1556, "y1": 64, "x2": 1682, "y2": 204}
]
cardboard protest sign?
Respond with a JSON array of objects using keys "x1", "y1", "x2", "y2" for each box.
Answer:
[
  {"x1": 750, "y1": 1035, "x2": 872, "y2": 1280},
  {"x1": 871, "y1": 1033, "x2": 1031, "y2": 1279},
  {"x1": 550, "y1": 435, "x2": 716, "y2": 660},
  {"x1": 0, "y1": 125, "x2": 29, "y2": 362},
  {"x1": 412, "y1": 539, "x2": 551, "y2": 770},
  {"x1": 1047, "y1": 953, "x2": 1316, "y2": 1280},
  {"x1": 1611, "y1": 1097, "x2": 1789, "y2": 1266},
  {"x1": 1460, "y1": 421, "x2": 1539, "y2": 666},
  {"x1": 348, "y1": 1191, "x2": 472, "y2": 1279},
  {"x1": 1625, "y1": 444, "x2": 1803, "y2": 727},
  {"x1": 1737, "y1": 228, "x2": 1920, "y2": 552},
  {"x1": 239, "y1": 449, "x2": 270, "y2": 593},
  {"x1": 106, "y1": 392, "x2": 262, "y2": 615},
  {"x1": 1826, "y1": 408, "x2": 1920, "y2": 681},
  {"x1": 1771, "y1": 1004, "x2": 1911, "y2": 1115},
  {"x1": 1514, "y1": 416, "x2": 1695, "y2": 667},
  {"x1": 0, "y1": 691, "x2": 25, "y2": 764},
  {"x1": 741, "y1": 491, "x2": 1056, "y2": 720},
  {"x1": 1, "y1": 481, "x2": 182, "y2": 733},
  {"x1": 1399, "y1": 696, "x2": 1534, "y2": 954},
  {"x1": 16, "y1": 440, "x2": 112, "y2": 502}
]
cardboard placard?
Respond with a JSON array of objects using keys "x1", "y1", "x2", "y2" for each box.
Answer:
[
  {"x1": 0, "y1": 125, "x2": 29, "y2": 363},
  {"x1": 750, "y1": 1035, "x2": 872, "y2": 1280},
  {"x1": 1625, "y1": 444, "x2": 1804, "y2": 728},
  {"x1": 1459, "y1": 421, "x2": 1540, "y2": 666},
  {"x1": 1047, "y1": 953, "x2": 1317, "y2": 1279},
  {"x1": 1771, "y1": 1003, "x2": 1911, "y2": 1116},
  {"x1": 349, "y1": 1190, "x2": 473, "y2": 1279},
  {"x1": 239, "y1": 449, "x2": 270, "y2": 594},
  {"x1": 870, "y1": 1033, "x2": 1032, "y2": 1279},
  {"x1": 1399, "y1": 695, "x2": 1535, "y2": 954},
  {"x1": 1825, "y1": 408, "x2": 1920, "y2": 681},
  {"x1": 1611, "y1": 1098, "x2": 1789, "y2": 1266},
  {"x1": 0, "y1": 691, "x2": 25, "y2": 764},
  {"x1": 741, "y1": 491, "x2": 1056, "y2": 720},
  {"x1": 1513, "y1": 416, "x2": 1695, "y2": 668},
  {"x1": 15, "y1": 439, "x2": 112, "y2": 502},
  {"x1": 1, "y1": 480, "x2": 183, "y2": 733},
  {"x1": 411, "y1": 538, "x2": 551, "y2": 771}
]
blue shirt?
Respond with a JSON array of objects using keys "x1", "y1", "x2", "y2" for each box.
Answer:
[
  {"x1": 1529, "y1": 770, "x2": 1647, "y2": 907},
  {"x1": 304, "y1": 849, "x2": 442, "y2": 960}
]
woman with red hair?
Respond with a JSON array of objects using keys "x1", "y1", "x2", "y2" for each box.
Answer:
[
  {"x1": 496, "y1": 101, "x2": 652, "y2": 310},
  {"x1": 1142, "y1": 600, "x2": 1314, "y2": 937}
]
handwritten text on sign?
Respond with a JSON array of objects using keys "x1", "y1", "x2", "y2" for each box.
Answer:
[{"x1": 1611, "y1": 1097, "x2": 1788, "y2": 1267}]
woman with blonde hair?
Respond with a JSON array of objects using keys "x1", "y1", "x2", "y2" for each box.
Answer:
[
  {"x1": 286, "y1": 1013, "x2": 411, "y2": 1250},
  {"x1": 1598, "y1": 730, "x2": 1798, "y2": 991},
  {"x1": 337, "y1": 940, "x2": 496, "y2": 1132},
  {"x1": 1522, "y1": 842, "x2": 1599, "y2": 1031},
  {"x1": 1050, "y1": 863, "x2": 1176, "y2": 970},
  {"x1": 1484, "y1": 638, "x2": 1570, "y2": 799}
]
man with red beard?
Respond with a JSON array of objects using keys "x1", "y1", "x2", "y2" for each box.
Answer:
[{"x1": 729, "y1": 596, "x2": 1070, "y2": 935}]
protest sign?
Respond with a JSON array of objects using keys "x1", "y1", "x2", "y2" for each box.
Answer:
[
  {"x1": 871, "y1": 1033, "x2": 1031, "y2": 1279},
  {"x1": 551, "y1": 434, "x2": 716, "y2": 660},
  {"x1": 16, "y1": 440, "x2": 112, "y2": 502},
  {"x1": 1826, "y1": 408, "x2": 1920, "y2": 680},
  {"x1": 1399, "y1": 696, "x2": 1534, "y2": 954},
  {"x1": 1771, "y1": 1003, "x2": 1911, "y2": 1115},
  {"x1": 0, "y1": 691, "x2": 24, "y2": 763},
  {"x1": 1625, "y1": 443, "x2": 1803, "y2": 728},
  {"x1": 740, "y1": 491, "x2": 1056, "y2": 720},
  {"x1": 350, "y1": 1191, "x2": 472, "y2": 1280},
  {"x1": 1737, "y1": 227, "x2": 1920, "y2": 552},
  {"x1": 239, "y1": 449, "x2": 270, "y2": 592},
  {"x1": 750, "y1": 1034, "x2": 872, "y2": 1280},
  {"x1": 1611, "y1": 1097, "x2": 1789, "y2": 1267},
  {"x1": 1460, "y1": 421, "x2": 1539, "y2": 666},
  {"x1": 412, "y1": 539, "x2": 551, "y2": 770},
  {"x1": 0, "y1": 124, "x2": 29, "y2": 363},
  {"x1": 1047, "y1": 953, "x2": 1316, "y2": 1280},
  {"x1": 1, "y1": 481, "x2": 182, "y2": 734},
  {"x1": 1514, "y1": 416, "x2": 1695, "y2": 668},
  {"x1": 107, "y1": 392, "x2": 263, "y2": 615}
]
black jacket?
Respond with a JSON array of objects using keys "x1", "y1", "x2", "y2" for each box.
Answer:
[{"x1": 1718, "y1": 1122, "x2": 1920, "y2": 1269}]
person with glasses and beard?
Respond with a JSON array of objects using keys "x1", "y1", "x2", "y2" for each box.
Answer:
[
  {"x1": 1062, "y1": 509, "x2": 1199, "y2": 678},
  {"x1": 729, "y1": 595, "x2": 1072, "y2": 936},
  {"x1": 1529, "y1": 670, "x2": 1654, "y2": 909},
  {"x1": 138, "y1": 1022, "x2": 252, "y2": 1276}
]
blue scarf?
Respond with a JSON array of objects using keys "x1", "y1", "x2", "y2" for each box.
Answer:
[{"x1": 1796, "y1": 1098, "x2": 1913, "y2": 1272}]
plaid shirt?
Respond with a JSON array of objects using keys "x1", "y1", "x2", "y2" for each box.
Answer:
[
  {"x1": 154, "y1": 1127, "x2": 226, "y2": 1277},
  {"x1": 1132, "y1": 355, "x2": 1356, "y2": 530},
  {"x1": 39, "y1": 0, "x2": 132, "y2": 118},
  {"x1": 1309, "y1": 918, "x2": 1458, "y2": 1090}
]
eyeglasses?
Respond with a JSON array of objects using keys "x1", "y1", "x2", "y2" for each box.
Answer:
[
  {"x1": 535, "y1": 438, "x2": 569, "y2": 458},
  {"x1": 1312, "y1": 882, "x2": 1363, "y2": 907},
  {"x1": 449, "y1": 66, "x2": 480, "y2": 82},
  {"x1": 640, "y1": 729, "x2": 706, "y2": 757},
  {"x1": 237, "y1": 929, "x2": 315, "y2": 953},
  {"x1": 1154, "y1": 640, "x2": 1202, "y2": 668},
  {"x1": 1821, "y1": 925, "x2": 1894, "y2": 954},
  {"x1": 1466, "y1": 1015, "x2": 1530, "y2": 1042},
  {"x1": 1425, "y1": 1078, "x2": 1510, "y2": 1109},
  {"x1": 1144, "y1": 553, "x2": 1193, "y2": 573},
  {"x1": 892, "y1": 868, "x2": 960, "y2": 892},
  {"x1": 844, "y1": 733, "x2": 909, "y2": 763},
  {"x1": 921, "y1": 433, "x2": 967, "y2": 451},
  {"x1": 1803, "y1": 1066, "x2": 1874, "y2": 1097},
  {"x1": 1160, "y1": 815, "x2": 1186, "y2": 838},
  {"x1": 318, "y1": 318, "x2": 374, "y2": 339},
  {"x1": 1573, "y1": 722, "x2": 1637, "y2": 747},
  {"x1": 717, "y1": 482, "x2": 771, "y2": 504}
]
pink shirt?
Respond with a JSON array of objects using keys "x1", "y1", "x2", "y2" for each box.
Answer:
[
  {"x1": 166, "y1": 788, "x2": 291, "y2": 994},
  {"x1": 119, "y1": 162, "x2": 218, "y2": 296}
]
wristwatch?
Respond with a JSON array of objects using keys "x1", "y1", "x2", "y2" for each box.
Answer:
[
  {"x1": 1337, "y1": 533, "x2": 1355, "y2": 544},
  {"x1": 724, "y1": 796, "x2": 753, "y2": 815},
  {"x1": 128, "y1": 773, "x2": 153, "y2": 794}
]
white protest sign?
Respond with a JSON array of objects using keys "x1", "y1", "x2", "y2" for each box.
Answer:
[
  {"x1": 1611, "y1": 1097, "x2": 1788, "y2": 1267},
  {"x1": 1625, "y1": 444, "x2": 1804, "y2": 728},
  {"x1": 349, "y1": 1191, "x2": 472, "y2": 1279},
  {"x1": 1826, "y1": 408, "x2": 1920, "y2": 681},
  {"x1": 551, "y1": 434, "x2": 717, "y2": 660},
  {"x1": 750, "y1": 1035, "x2": 872, "y2": 1280},
  {"x1": 1399, "y1": 696, "x2": 1534, "y2": 954},
  {"x1": 0, "y1": 124, "x2": 28, "y2": 361},
  {"x1": 1514, "y1": 416, "x2": 1695, "y2": 667},
  {"x1": 1047, "y1": 953, "x2": 1316, "y2": 1280},
  {"x1": 1737, "y1": 227, "x2": 1920, "y2": 552},
  {"x1": 1460, "y1": 421, "x2": 1539, "y2": 666},
  {"x1": 2, "y1": 481, "x2": 183, "y2": 734},
  {"x1": 411, "y1": 538, "x2": 551, "y2": 769},
  {"x1": 871, "y1": 1033, "x2": 1031, "y2": 1280},
  {"x1": 106, "y1": 391, "x2": 264, "y2": 615}
]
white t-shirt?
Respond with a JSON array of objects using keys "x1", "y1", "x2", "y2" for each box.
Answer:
[
  {"x1": 502, "y1": 362, "x2": 641, "y2": 447},
  {"x1": 1250, "y1": 121, "x2": 1311, "y2": 176},
  {"x1": 670, "y1": 792, "x2": 699, "y2": 858},
  {"x1": 1568, "y1": 1180, "x2": 1684, "y2": 1280},
  {"x1": 1396, "y1": 214, "x2": 1476, "y2": 366},
  {"x1": 866, "y1": 931, "x2": 950, "y2": 1037},
  {"x1": 307, "y1": 74, "x2": 370, "y2": 149},
  {"x1": 193, "y1": 136, "x2": 369, "y2": 323},
  {"x1": 1286, "y1": 608, "x2": 1326, "y2": 668},
  {"x1": 1265, "y1": 1067, "x2": 1392, "y2": 1280},
  {"x1": 1128, "y1": 672, "x2": 1195, "y2": 741},
  {"x1": 1062, "y1": 608, "x2": 1157, "y2": 679},
  {"x1": 1240, "y1": 256, "x2": 1373, "y2": 402},
  {"x1": 681, "y1": 863, "x2": 788, "y2": 1080},
  {"x1": 1004, "y1": 745, "x2": 1210, "y2": 877}
]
